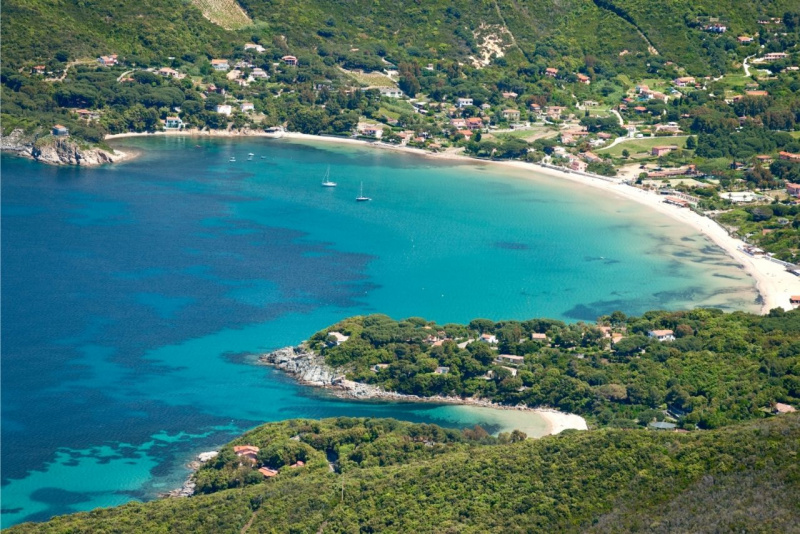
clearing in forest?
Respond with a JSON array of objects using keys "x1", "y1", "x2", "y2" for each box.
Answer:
[{"x1": 191, "y1": 0, "x2": 252, "y2": 30}]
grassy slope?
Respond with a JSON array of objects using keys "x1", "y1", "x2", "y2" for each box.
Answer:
[
  {"x1": 1, "y1": 0, "x2": 235, "y2": 65},
  {"x1": 9, "y1": 414, "x2": 800, "y2": 533}
]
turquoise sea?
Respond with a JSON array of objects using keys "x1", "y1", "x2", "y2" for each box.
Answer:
[{"x1": 0, "y1": 137, "x2": 758, "y2": 527}]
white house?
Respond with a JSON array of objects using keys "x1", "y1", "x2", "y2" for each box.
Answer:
[
  {"x1": 328, "y1": 332, "x2": 349, "y2": 345},
  {"x1": 648, "y1": 329, "x2": 675, "y2": 341},
  {"x1": 240, "y1": 102, "x2": 255, "y2": 113},
  {"x1": 456, "y1": 97, "x2": 473, "y2": 108},
  {"x1": 164, "y1": 116, "x2": 184, "y2": 129},
  {"x1": 479, "y1": 333, "x2": 498, "y2": 344},
  {"x1": 251, "y1": 68, "x2": 269, "y2": 79},
  {"x1": 216, "y1": 104, "x2": 232, "y2": 116},
  {"x1": 244, "y1": 43, "x2": 266, "y2": 53},
  {"x1": 378, "y1": 87, "x2": 403, "y2": 98}
]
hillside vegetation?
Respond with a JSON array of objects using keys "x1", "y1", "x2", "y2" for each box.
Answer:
[
  {"x1": 8, "y1": 414, "x2": 800, "y2": 533},
  {"x1": 192, "y1": 0, "x2": 252, "y2": 30},
  {"x1": 309, "y1": 308, "x2": 800, "y2": 430}
]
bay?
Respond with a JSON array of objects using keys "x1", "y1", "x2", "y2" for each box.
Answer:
[{"x1": 0, "y1": 137, "x2": 757, "y2": 527}]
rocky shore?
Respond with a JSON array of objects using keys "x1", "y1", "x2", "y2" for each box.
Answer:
[
  {"x1": 162, "y1": 451, "x2": 218, "y2": 498},
  {"x1": 1, "y1": 128, "x2": 129, "y2": 166}
]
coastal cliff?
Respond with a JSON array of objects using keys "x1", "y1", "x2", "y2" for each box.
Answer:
[{"x1": 1, "y1": 129, "x2": 126, "y2": 166}]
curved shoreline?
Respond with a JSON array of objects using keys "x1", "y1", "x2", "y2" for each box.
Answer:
[{"x1": 106, "y1": 129, "x2": 799, "y2": 313}]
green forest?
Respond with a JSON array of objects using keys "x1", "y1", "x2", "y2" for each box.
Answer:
[
  {"x1": 308, "y1": 309, "x2": 800, "y2": 430},
  {"x1": 9, "y1": 414, "x2": 800, "y2": 533}
]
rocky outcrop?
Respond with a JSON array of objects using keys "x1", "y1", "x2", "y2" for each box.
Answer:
[
  {"x1": 1, "y1": 129, "x2": 127, "y2": 166},
  {"x1": 163, "y1": 451, "x2": 218, "y2": 498},
  {"x1": 258, "y1": 346, "x2": 339, "y2": 386}
]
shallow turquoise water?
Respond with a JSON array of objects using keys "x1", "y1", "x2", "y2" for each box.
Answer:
[{"x1": 0, "y1": 137, "x2": 758, "y2": 526}]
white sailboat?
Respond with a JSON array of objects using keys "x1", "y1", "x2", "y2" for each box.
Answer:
[
  {"x1": 247, "y1": 153, "x2": 255, "y2": 161},
  {"x1": 321, "y1": 166, "x2": 337, "y2": 187},
  {"x1": 356, "y1": 182, "x2": 371, "y2": 202}
]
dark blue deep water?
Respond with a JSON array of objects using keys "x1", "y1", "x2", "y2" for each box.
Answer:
[{"x1": 1, "y1": 137, "x2": 758, "y2": 526}]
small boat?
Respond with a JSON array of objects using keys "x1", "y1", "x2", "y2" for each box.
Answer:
[
  {"x1": 261, "y1": 156, "x2": 266, "y2": 159},
  {"x1": 229, "y1": 157, "x2": 236, "y2": 162},
  {"x1": 321, "y1": 166, "x2": 337, "y2": 187},
  {"x1": 356, "y1": 182, "x2": 371, "y2": 202},
  {"x1": 247, "y1": 153, "x2": 255, "y2": 161}
]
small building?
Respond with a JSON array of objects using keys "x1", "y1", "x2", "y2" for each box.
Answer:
[
  {"x1": 258, "y1": 467, "x2": 278, "y2": 478},
  {"x1": 377, "y1": 87, "x2": 403, "y2": 98},
  {"x1": 774, "y1": 402, "x2": 797, "y2": 414},
  {"x1": 282, "y1": 55, "x2": 298, "y2": 66},
  {"x1": 479, "y1": 333, "x2": 498, "y2": 344},
  {"x1": 157, "y1": 67, "x2": 179, "y2": 78},
  {"x1": 576, "y1": 73, "x2": 590, "y2": 84},
  {"x1": 215, "y1": 104, "x2": 232, "y2": 116},
  {"x1": 755, "y1": 154, "x2": 773, "y2": 164},
  {"x1": 790, "y1": 296, "x2": 800, "y2": 307},
  {"x1": 746, "y1": 90, "x2": 769, "y2": 97},
  {"x1": 652, "y1": 145, "x2": 678, "y2": 157},
  {"x1": 226, "y1": 69, "x2": 242, "y2": 80},
  {"x1": 648, "y1": 329, "x2": 675, "y2": 341},
  {"x1": 530, "y1": 333, "x2": 548, "y2": 342},
  {"x1": 581, "y1": 151, "x2": 602, "y2": 163},
  {"x1": 289, "y1": 460, "x2": 305, "y2": 468},
  {"x1": 240, "y1": 102, "x2": 255, "y2": 113},
  {"x1": 673, "y1": 76, "x2": 695, "y2": 87},
  {"x1": 763, "y1": 52, "x2": 788, "y2": 61},
  {"x1": 97, "y1": 54, "x2": 118, "y2": 67},
  {"x1": 779, "y1": 151, "x2": 800, "y2": 163},
  {"x1": 251, "y1": 68, "x2": 269, "y2": 79},
  {"x1": 545, "y1": 67, "x2": 558, "y2": 78},
  {"x1": 164, "y1": 116, "x2": 183, "y2": 130},
  {"x1": 52, "y1": 124, "x2": 69, "y2": 136},
  {"x1": 496, "y1": 354, "x2": 525, "y2": 365},
  {"x1": 327, "y1": 332, "x2": 349, "y2": 345},
  {"x1": 234, "y1": 445, "x2": 260, "y2": 462},
  {"x1": 704, "y1": 24, "x2": 727, "y2": 33},
  {"x1": 372, "y1": 363, "x2": 390, "y2": 372},
  {"x1": 737, "y1": 35, "x2": 754, "y2": 43},
  {"x1": 456, "y1": 97, "x2": 473, "y2": 108},
  {"x1": 648, "y1": 421, "x2": 677, "y2": 431},
  {"x1": 76, "y1": 109, "x2": 100, "y2": 121},
  {"x1": 456, "y1": 129, "x2": 473, "y2": 140},
  {"x1": 244, "y1": 43, "x2": 266, "y2": 53},
  {"x1": 211, "y1": 59, "x2": 230, "y2": 71},
  {"x1": 358, "y1": 124, "x2": 383, "y2": 138},
  {"x1": 501, "y1": 109, "x2": 520, "y2": 121},
  {"x1": 434, "y1": 366, "x2": 450, "y2": 375},
  {"x1": 465, "y1": 117, "x2": 483, "y2": 131},
  {"x1": 500, "y1": 366, "x2": 518, "y2": 377},
  {"x1": 31, "y1": 65, "x2": 46, "y2": 75},
  {"x1": 450, "y1": 118, "x2": 467, "y2": 129},
  {"x1": 502, "y1": 91, "x2": 518, "y2": 99}
]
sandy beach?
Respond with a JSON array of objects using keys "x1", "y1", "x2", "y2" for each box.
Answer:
[{"x1": 106, "y1": 129, "x2": 800, "y2": 313}]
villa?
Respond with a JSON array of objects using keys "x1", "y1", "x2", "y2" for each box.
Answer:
[
  {"x1": 465, "y1": 117, "x2": 483, "y2": 130},
  {"x1": 97, "y1": 54, "x2": 118, "y2": 67},
  {"x1": 211, "y1": 59, "x2": 230, "y2": 71},
  {"x1": 240, "y1": 102, "x2": 255, "y2": 112},
  {"x1": 576, "y1": 73, "x2": 590, "y2": 84},
  {"x1": 157, "y1": 67, "x2": 179, "y2": 78},
  {"x1": 164, "y1": 116, "x2": 183, "y2": 129},
  {"x1": 531, "y1": 333, "x2": 548, "y2": 342},
  {"x1": 786, "y1": 183, "x2": 800, "y2": 197},
  {"x1": 673, "y1": 76, "x2": 695, "y2": 87},
  {"x1": 762, "y1": 52, "x2": 788, "y2": 61},
  {"x1": 496, "y1": 354, "x2": 525, "y2": 365},
  {"x1": 251, "y1": 68, "x2": 269, "y2": 79},
  {"x1": 282, "y1": 55, "x2": 298, "y2": 66},
  {"x1": 234, "y1": 445, "x2": 260, "y2": 462},
  {"x1": 737, "y1": 35, "x2": 754, "y2": 43},
  {"x1": 501, "y1": 366, "x2": 518, "y2": 377},
  {"x1": 31, "y1": 65, "x2": 46, "y2": 75},
  {"x1": 377, "y1": 87, "x2": 403, "y2": 98},
  {"x1": 215, "y1": 104, "x2": 232, "y2": 116},
  {"x1": 502, "y1": 109, "x2": 520, "y2": 121},
  {"x1": 648, "y1": 329, "x2": 675, "y2": 341},
  {"x1": 327, "y1": 332, "x2": 349, "y2": 345},
  {"x1": 456, "y1": 97, "x2": 473, "y2": 108},
  {"x1": 434, "y1": 366, "x2": 450, "y2": 375},
  {"x1": 52, "y1": 124, "x2": 69, "y2": 136},
  {"x1": 502, "y1": 91, "x2": 518, "y2": 99},
  {"x1": 545, "y1": 67, "x2": 558, "y2": 77},
  {"x1": 479, "y1": 333, "x2": 498, "y2": 344}
]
